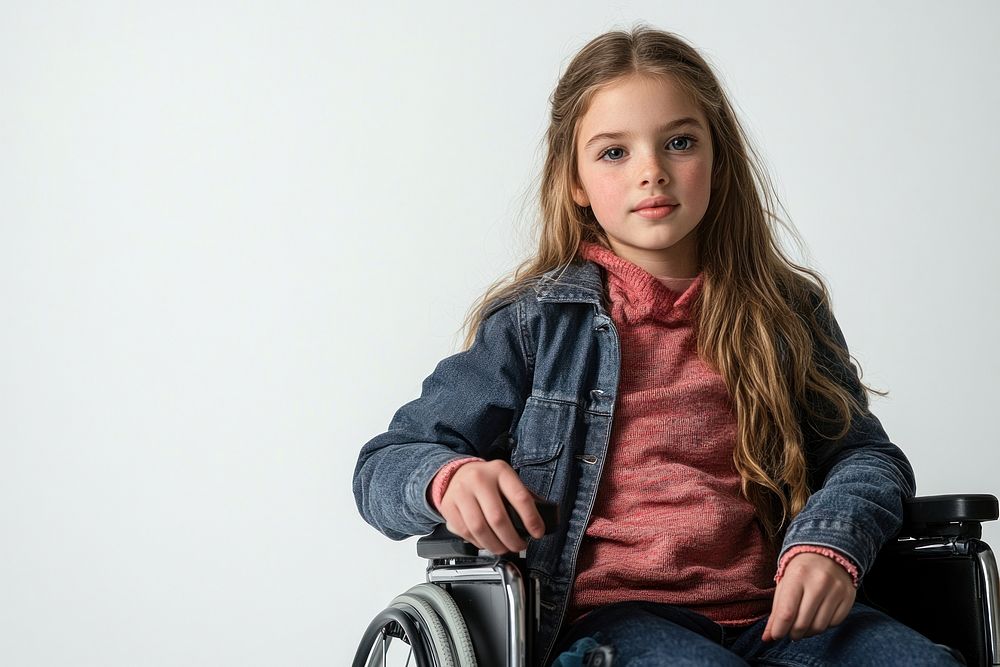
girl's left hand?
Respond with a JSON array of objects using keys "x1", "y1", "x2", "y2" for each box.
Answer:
[{"x1": 762, "y1": 552, "x2": 856, "y2": 642}]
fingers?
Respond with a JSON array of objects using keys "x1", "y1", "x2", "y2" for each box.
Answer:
[
  {"x1": 447, "y1": 503, "x2": 497, "y2": 554},
  {"x1": 791, "y1": 593, "x2": 821, "y2": 640},
  {"x1": 442, "y1": 460, "x2": 543, "y2": 555},
  {"x1": 764, "y1": 582, "x2": 804, "y2": 642},
  {"x1": 477, "y1": 490, "x2": 526, "y2": 554},
  {"x1": 809, "y1": 592, "x2": 841, "y2": 638},
  {"x1": 451, "y1": 495, "x2": 510, "y2": 555},
  {"x1": 787, "y1": 590, "x2": 854, "y2": 641},
  {"x1": 798, "y1": 573, "x2": 855, "y2": 639},
  {"x1": 832, "y1": 594, "x2": 853, "y2": 627},
  {"x1": 826, "y1": 585, "x2": 856, "y2": 631},
  {"x1": 441, "y1": 461, "x2": 503, "y2": 553},
  {"x1": 764, "y1": 581, "x2": 856, "y2": 644},
  {"x1": 497, "y1": 465, "x2": 546, "y2": 540}
]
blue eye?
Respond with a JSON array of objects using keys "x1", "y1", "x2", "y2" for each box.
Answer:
[
  {"x1": 598, "y1": 134, "x2": 698, "y2": 162},
  {"x1": 670, "y1": 135, "x2": 696, "y2": 150},
  {"x1": 601, "y1": 147, "x2": 625, "y2": 161}
]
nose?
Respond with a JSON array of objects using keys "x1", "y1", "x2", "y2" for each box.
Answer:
[{"x1": 638, "y1": 151, "x2": 669, "y2": 187}]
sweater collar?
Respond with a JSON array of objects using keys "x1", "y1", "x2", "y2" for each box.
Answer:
[
  {"x1": 575, "y1": 240, "x2": 704, "y2": 326},
  {"x1": 530, "y1": 244, "x2": 704, "y2": 321}
]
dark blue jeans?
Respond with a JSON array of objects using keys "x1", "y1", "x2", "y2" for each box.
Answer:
[{"x1": 550, "y1": 600, "x2": 966, "y2": 666}]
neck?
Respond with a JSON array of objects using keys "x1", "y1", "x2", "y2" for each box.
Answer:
[{"x1": 604, "y1": 237, "x2": 700, "y2": 279}]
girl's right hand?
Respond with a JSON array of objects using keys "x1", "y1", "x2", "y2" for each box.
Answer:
[{"x1": 437, "y1": 459, "x2": 547, "y2": 555}]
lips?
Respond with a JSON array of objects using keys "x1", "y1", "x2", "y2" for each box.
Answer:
[
  {"x1": 634, "y1": 195, "x2": 679, "y2": 210},
  {"x1": 633, "y1": 204, "x2": 676, "y2": 220}
]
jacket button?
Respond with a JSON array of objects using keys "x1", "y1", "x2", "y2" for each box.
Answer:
[{"x1": 590, "y1": 389, "x2": 604, "y2": 398}]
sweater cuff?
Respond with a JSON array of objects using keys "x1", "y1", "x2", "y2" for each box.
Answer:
[
  {"x1": 774, "y1": 544, "x2": 860, "y2": 588},
  {"x1": 428, "y1": 457, "x2": 485, "y2": 511}
]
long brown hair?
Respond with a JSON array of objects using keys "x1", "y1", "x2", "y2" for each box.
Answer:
[{"x1": 456, "y1": 23, "x2": 886, "y2": 545}]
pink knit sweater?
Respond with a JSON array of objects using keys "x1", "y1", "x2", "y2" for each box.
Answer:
[{"x1": 427, "y1": 241, "x2": 858, "y2": 627}]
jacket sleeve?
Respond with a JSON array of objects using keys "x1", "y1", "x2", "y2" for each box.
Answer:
[
  {"x1": 353, "y1": 298, "x2": 532, "y2": 541},
  {"x1": 777, "y1": 298, "x2": 917, "y2": 582}
]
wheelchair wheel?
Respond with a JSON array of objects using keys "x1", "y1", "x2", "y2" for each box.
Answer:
[
  {"x1": 400, "y1": 584, "x2": 476, "y2": 666},
  {"x1": 353, "y1": 583, "x2": 477, "y2": 667},
  {"x1": 353, "y1": 603, "x2": 432, "y2": 667},
  {"x1": 389, "y1": 594, "x2": 455, "y2": 667}
]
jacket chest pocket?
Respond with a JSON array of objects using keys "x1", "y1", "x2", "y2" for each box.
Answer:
[{"x1": 510, "y1": 396, "x2": 574, "y2": 499}]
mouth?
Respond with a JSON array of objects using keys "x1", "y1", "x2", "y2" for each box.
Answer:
[
  {"x1": 633, "y1": 195, "x2": 679, "y2": 210},
  {"x1": 633, "y1": 204, "x2": 678, "y2": 220}
]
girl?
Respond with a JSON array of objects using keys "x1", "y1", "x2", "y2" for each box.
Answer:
[{"x1": 353, "y1": 24, "x2": 963, "y2": 666}]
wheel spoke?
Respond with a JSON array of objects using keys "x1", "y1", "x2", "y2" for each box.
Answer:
[{"x1": 361, "y1": 613, "x2": 424, "y2": 667}]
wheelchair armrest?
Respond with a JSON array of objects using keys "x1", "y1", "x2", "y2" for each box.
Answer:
[
  {"x1": 860, "y1": 498, "x2": 998, "y2": 667},
  {"x1": 899, "y1": 493, "x2": 998, "y2": 539},
  {"x1": 416, "y1": 497, "x2": 560, "y2": 560},
  {"x1": 416, "y1": 523, "x2": 483, "y2": 559}
]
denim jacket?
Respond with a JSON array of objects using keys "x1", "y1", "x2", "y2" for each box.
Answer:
[{"x1": 353, "y1": 257, "x2": 917, "y2": 667}]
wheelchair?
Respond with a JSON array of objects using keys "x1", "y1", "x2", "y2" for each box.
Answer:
[{"x1": 354, "y1": 494, "x2": 1000, "y2": 667}]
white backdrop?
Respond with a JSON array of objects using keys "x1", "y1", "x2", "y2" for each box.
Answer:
[{"x1": 2, "y1": 2, "x2": 998, "y2": 665}]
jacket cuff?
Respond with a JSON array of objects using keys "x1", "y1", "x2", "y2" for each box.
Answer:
[
  {"x1": 778, "y1": 515, "x2": 877, "y2": 581},
  {"x1": 405, "y1": 449, "x2": 483, "y2": 530},
  {"x1": 775, "y1": 544, "x2": 860, "y2": 588},
  {"x1": 427, "y1": 457, "x2": 486, "y2": 511}
]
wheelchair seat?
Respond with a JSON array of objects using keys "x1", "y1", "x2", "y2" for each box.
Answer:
[{"x1": 353, "y1": 494, "x2": 999, "y2": 667}]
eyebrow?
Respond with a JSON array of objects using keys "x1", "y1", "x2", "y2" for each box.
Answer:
[{"x1": 583, "y1": 117, "x2": 706, "y2": 150}]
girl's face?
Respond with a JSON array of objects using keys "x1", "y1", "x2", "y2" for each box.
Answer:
[{"x1": 572, "y1": 73, "x2": 714, "y2": 278}]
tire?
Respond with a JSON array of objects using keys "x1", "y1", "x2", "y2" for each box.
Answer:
[
  {"x1": 389, "y1": 594, "x2": 454, "y2": 667},
  {"x1": 402, "y1": 584, "x2": 477, "y2": 667},
  {"x1": 353, "y1": 605, "x2": 432, "y2": 667}
]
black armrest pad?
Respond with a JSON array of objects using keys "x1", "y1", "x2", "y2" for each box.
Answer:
[
  {"x1": 904, "y1": 494, "x2": 998, "y2": 525},
  {"x1": 416, "y1": 524, "x2": 482, "y2": 559}
]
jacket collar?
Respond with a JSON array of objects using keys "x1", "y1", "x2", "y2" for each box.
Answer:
[{"x1": 534, "y1": 258, "x2": 605, "y2": 305}]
